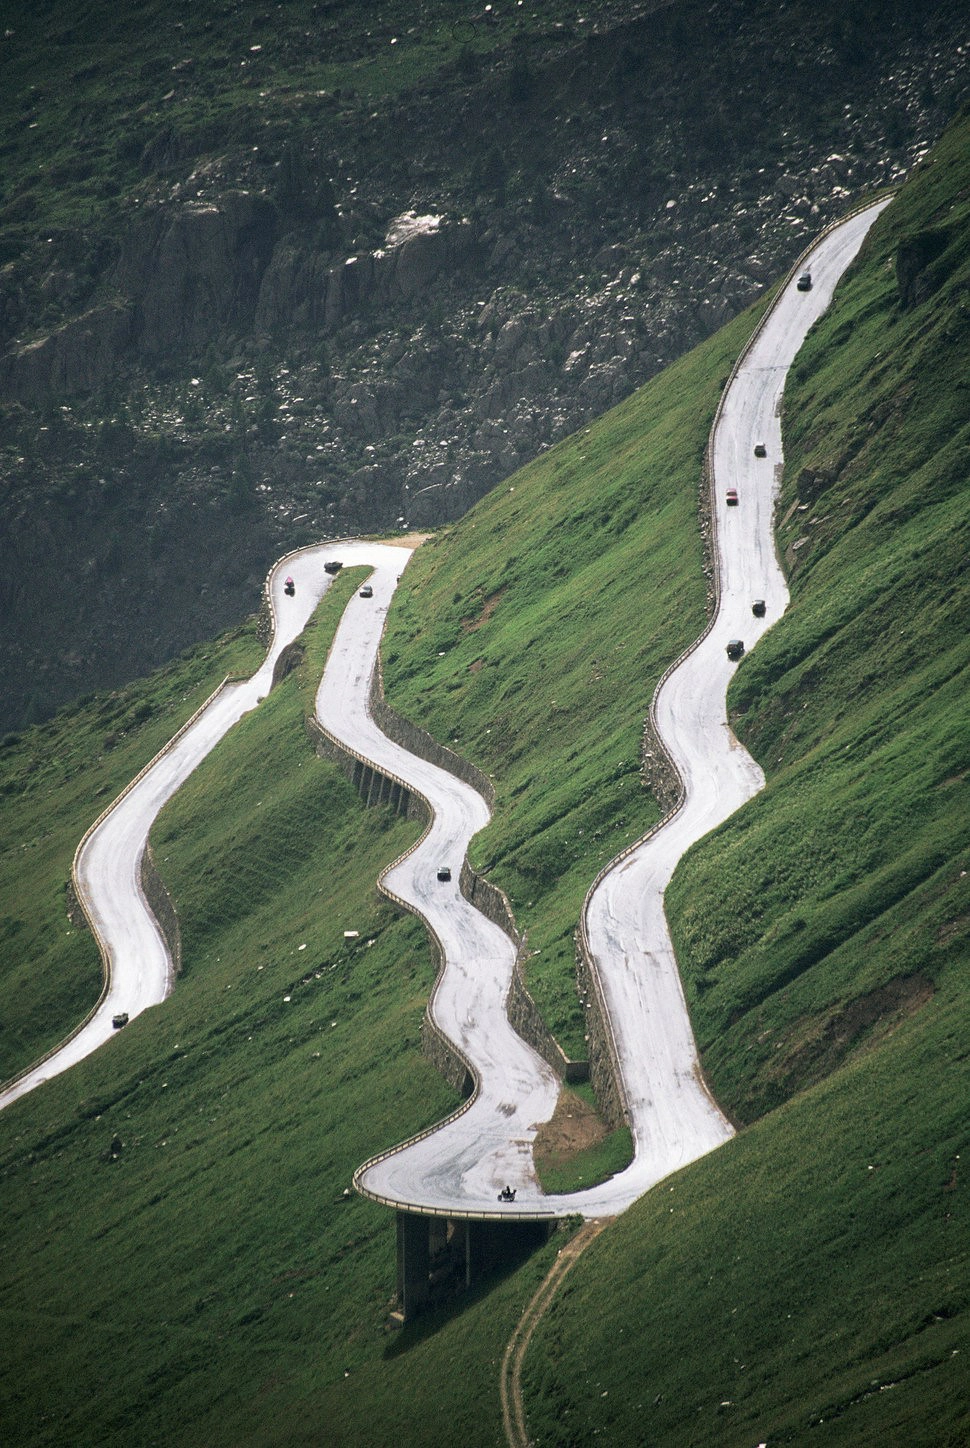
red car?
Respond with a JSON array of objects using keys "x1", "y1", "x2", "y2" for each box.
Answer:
[
  {"x1": 283, "y1": 576, "x2": 295, "y2": 596},
  {"x1": 726, "y1": 488, "x2": 739, "y2": 506}
]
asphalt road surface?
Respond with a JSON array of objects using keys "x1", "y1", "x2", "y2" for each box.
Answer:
[
  {"x1": 2, "y1": 202, "x2": 888, "y2": 1228},
  {"x1": 354, "y1": 199, "x2": 890, "y2": 1218}
]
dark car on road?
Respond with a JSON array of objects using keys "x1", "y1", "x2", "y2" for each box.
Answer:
[
  {"x1": 726, "y1": 639, "x2": 745, "y2": 661},
  {"x1": 112, "y1": 1012, "x2": 129, "y2": 1029},
  {"x1": 726, "y1": 488, "x2": 739, "y2": 506},
  {"x1": 797, "y1": 271, "x2": 812, "y2": 291},
  {"x1": 752, "y1": 599, "x2": 766, "y2": 617},
  {"x1": 753, "y1": 443, "x2": 767, "y2": 458},
  {"x1": 437, "y1": 866, "x2": 452, "y2": 882},
  {"x1": 359, "y1": 584, "x2": 373, "y2": 598}
]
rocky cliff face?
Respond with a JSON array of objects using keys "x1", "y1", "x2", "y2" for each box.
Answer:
[{"x1": 0, "y1": 0, "x2": 968, "y2": 728}]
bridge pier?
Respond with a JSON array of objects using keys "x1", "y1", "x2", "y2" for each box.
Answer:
[
  {"x1": 396, "y1": 1211, "x2": 432, "y2": 1318},
  {"x1": 394, "y1": 1210, "x2": 552, "y2": 1322}
]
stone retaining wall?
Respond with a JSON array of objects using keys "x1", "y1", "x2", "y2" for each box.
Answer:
[
  {"x1": 141, "y1": 844, "x2": 183, "y2": 978},
  {"x1": 575, "y1": 935, "x2": 626, "y2": 1129},
  {"x1": 420, "y1": 1013, "x2": 475, "y2": 1099},
  {"x1": 508, "y1": 953, "x2": 588, "y2": 1086},
  {"x1": 458, "y1": 860, "x2": 519, "y2": 945},
  {"x1": 370, "y1": 653, "x2": 496, "y2": 807},
  {"x1": 272, "y1": 639, "x2": 305, "y2": 689}
]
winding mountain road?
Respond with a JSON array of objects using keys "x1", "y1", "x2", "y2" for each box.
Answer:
[
  {"x1": 352, "y1": 199, "x2": 890, "y2": 1218},
  {"x1": 0, "y1": 541, "x2": 410, "y2": 1110},
  {"x1": 1, "y1": 202, "x2": 889, "y2": 1227}
]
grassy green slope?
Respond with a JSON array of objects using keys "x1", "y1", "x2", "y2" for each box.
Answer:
[
  {"x1": 0, "y1": 296, "x2": 761, "y2": 1444},
  {"x1": 382, "y1": 306, "x2": 760, "y2": 1053},
  {"x1": 519, "y1": 116, "x2": 970, "y2": 1445},
  {"x1": 1, "y1": 110, "x2": 967, "y2": 1448}
]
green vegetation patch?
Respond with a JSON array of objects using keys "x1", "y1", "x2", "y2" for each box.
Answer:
[
  {"x1": 536, "y1": 1124, "x2": 634, "y2": 1196},
  {"x1": 522, "y1": 986, "x2": 969, "y2": 1447}
]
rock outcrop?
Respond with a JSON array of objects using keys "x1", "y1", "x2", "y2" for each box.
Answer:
[
  {"x1": 118, "y1": 190, "x2": 277, "y2": 355},
  {"x1": 2, "y1": 302, "x2": 134, "y2": 400},
  {"x1": 1, "y1": 0, "x2": 967, "y2": 728}
]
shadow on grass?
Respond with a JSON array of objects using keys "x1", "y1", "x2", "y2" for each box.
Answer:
[{"x1": 383, "y1": 1220, "x2": 554, "y2": 1356}]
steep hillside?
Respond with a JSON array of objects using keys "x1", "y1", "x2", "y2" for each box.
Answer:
[
  {"x1": 0, "y1": 622, "x2": 263, "y2": 1078},
  {"x1": 380, "y1": 302, "x2": 763, "y2": 1051},
  {"x1": 0, "y1": 251, "x2": 761, "y2": 1445},
  {"x1": 2, "y1": 0, "x2": 969, "y2": 729},
  {"x1": 666, "y1": 110, "x2": 970, "y2": 1123},
  {"x1": 0, "y1": 111, "x2": 967, "y2": 1448},
  {"x1": 518, "y1": 110, "x2": 970, "y2": 1445}
]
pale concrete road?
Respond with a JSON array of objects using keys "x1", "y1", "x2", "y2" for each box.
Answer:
[
  {"x1": 2, "y1": 202, "x2": 888, "y2": 1229},
  {"x1": 0, "y1": 541, "x2": 395, "y2": 1110},
  {"x1": 315, "y1": 559, "x2": 562, "y2": 1212},
  {"x1": 354, "y1": 200, "x2": 890, "y2": 1218},
  {"x1": 571, "y1": 199, "x2": 893, "y2": 1213}
]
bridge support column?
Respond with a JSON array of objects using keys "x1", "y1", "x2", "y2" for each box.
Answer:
[
  {"x1": 394, "y1": 1211, "x2": 553, "y2": 1321},
  {"x1": 396, "y1": 1212, "x2": 431, "y2": 1320},
  {"x1": 370, "y1": 770, "x2": 381, "y2": 805}
]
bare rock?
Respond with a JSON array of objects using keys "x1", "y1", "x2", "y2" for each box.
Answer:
[
  {"x1": 1, "y1": 302, "x2": 134, "y2": 399},
  {"x1": 119, "y1": 191, "x2": 277, "y2": 355}
]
